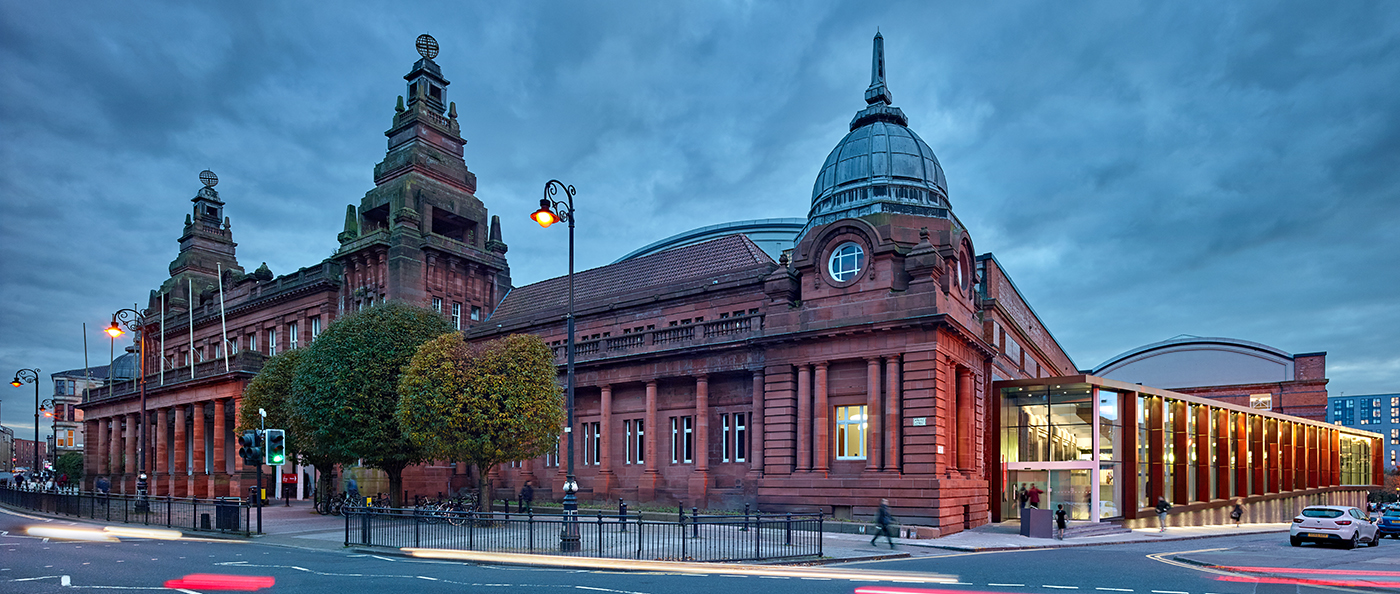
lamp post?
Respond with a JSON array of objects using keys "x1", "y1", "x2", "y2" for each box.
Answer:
[
  {"x1": 39, "y1": 398, "x2": 56, "y2": 469},
  {"x1": 531, "y1": 179, "x2": 580, "y2": 552},
  {"x1": 106, "y1": 308, "x2": 151, "y2": 511},
  {"x1": 9, "y1": 368, "x2": 40, "y2": 476}
]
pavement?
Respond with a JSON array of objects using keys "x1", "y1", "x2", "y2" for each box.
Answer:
[
  {"x1": 1, "y1": 496, "x2": 1298, "y2": 564},
  {"x1": 906, "y1": 518, "x2": 1293, "y2": 552},
  {"x1": 221, "y1": 499, "x2": 1299, "y2": 563}
]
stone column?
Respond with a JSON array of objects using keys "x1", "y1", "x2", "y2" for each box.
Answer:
[
  {"x1": 957, "y1": 367, "x2": 974, "y2": 471},
  {"x1": 110, "y1": 416, "x2": 123, "y2": 483},
  {"x1": 173, "y1": 405, "x2": 188, "y2": 497},
  {"x1": 84, "y1": 419, "x2": 99, "y2": 490},
  {"x1": 1146, "y1": 396, "x2": 1164, "y2": 504},
  {"x1": 884, "y1": 355, "x2": 901, "y2": 473},
  {"x1": 596, "y1": 385, "x2": 616, "y2": 498},
  {"x1": 124, "y1": 413, "x2": 137, "y2": 492},
  {"x1": 689, "y1": 375, "x2": 710, "y2": 506},
  {"x1": 154, "y1": 408, "x2": 168, "y2": 496},
  {"x1": 796, "y1": 365, "x2": 811, "y2": 472},
  {"x1": 814, "y1": 362, "x2": 829, "y2": 474},
  {"x1": 96, "y1": 417, "x2": 110, "y2": 477},
  {"x1": 639, "y1": 380, "x2": 660, "y2": 501},
  {"x1": 750, "y1": 370, "x2": 764, "y2": 473},
  {"x1": 211, "y1": 398, "x2": 227, "y2": 496},
  {"x1": 191, "y1": 402, "x2": 206, "y2": 498},
  {"x1": 866, "y1": 357, "x2": 882, "y2": 472}
]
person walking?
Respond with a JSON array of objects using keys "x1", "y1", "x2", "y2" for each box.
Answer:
[
  {"x1": 1017, "y1": 484, "x2": 1028, "y2": 510},
  {"x1": 870, "y1": 499, "x2": 897, "y2": 549},
  {"x1": 1055, "y1": 504, "x2": 1068, "y2": 540},
  {"x1": 96, "y1": 475, "x2": 110, "y2": 495},
  {"x1": 519, "y1": 481, "x2": 534, "y2": 514},
  {"x1": 345, "y1": 476, "x2": 359, "y2": 504},
  {"x1": 1155, "y1": 496, "x2": 1172, "y2": 532},
  {"x1": 1229, "y1": 499, "x2": 1244, "y2": 527},
  {"x1": 1026, "y1": 484, "x2": 1043, "y2": 509}
]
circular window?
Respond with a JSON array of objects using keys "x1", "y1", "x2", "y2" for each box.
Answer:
[{"x1": 828, "y1": 242, "x2": 866, "y2": 282}]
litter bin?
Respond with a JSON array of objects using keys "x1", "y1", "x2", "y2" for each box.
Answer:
[{"x1": 215, "y1": 497, "x2": 241, "y2": 530}]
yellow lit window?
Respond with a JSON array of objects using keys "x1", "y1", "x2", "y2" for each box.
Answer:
[{"x1": 835, "y1": 405, "x2": 868, "y2": 460}]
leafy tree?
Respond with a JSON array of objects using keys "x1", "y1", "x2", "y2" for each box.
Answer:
[
  {"x1": 55, "y1": 452, "x2": 83, "y2": 483},
  {"x1": 398, "y1": 333, "x2": 563, "y2": 507},
  {"x1": 238, "y1": 349, "x2": 345, "y2": 501},
  {"x1": 292, "y1": 303, "x2": 453, "y2": 507}
]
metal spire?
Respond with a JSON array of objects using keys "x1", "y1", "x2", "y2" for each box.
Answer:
[{"x1": 864, "y1": 31, "x2": 892, "y2": 105}]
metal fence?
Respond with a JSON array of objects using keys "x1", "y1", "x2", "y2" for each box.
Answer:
[
  {"x1": 344, "y1": 507, "x2": 823, "y2": 562},
  {"x1": 0, "y1": 486, "x2": 252, "y2": 536}
]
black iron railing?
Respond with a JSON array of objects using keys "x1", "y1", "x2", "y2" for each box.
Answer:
[
  {"x1": 0, "y1": 486, "x2": 252, "y2": 536},
  {"x1": 344, "y1": 507, "x2": 823, "y2": 562}
]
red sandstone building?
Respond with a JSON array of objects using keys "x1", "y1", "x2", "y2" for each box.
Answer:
[{"x1": 78, "y1": 34, "x2": 1375, "y2": 535}]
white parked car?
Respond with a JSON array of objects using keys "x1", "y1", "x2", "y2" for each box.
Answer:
[{"x1": 1290, "y1": 505, "x2": 1380, "y2": 549}]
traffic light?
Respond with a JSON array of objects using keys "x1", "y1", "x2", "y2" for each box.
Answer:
[
  {"x1": 265, "y1": 429, "x2": 286, "y2": 466},
  {"x1": 237, "y1": 430, "x2": 264, "y2": 466}
]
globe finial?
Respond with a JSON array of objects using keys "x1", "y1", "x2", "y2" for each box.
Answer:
[
  {"x1": 416, "y1": 34, "x2": 439, "y2": 60},
  {"x1": 199, "y1": 169, "x2": 219, "y2": 188}
]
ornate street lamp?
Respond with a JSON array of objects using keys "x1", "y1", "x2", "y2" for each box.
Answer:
[
  {"x1": 106, "y1": 308, "x2": 152, "y2": 511},
  {"x1": 532, "y1": 179, "x2": 580, "y2": 552},
  {"x1": 10, "y1": 368, "x2": 40, "y2": 475},
  {"x1": 39, "y1": 398, "x2": 56, "y2": 468}
]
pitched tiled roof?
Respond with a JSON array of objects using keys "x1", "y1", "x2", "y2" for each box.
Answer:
[{"x1": 487, "y1": 234, "x2": 774, "y2": 326}]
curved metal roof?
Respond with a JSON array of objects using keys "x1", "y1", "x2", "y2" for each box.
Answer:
[
  {"x1": 1091, "y1": 336, "x2": 1296, "y2": 375},
  {"x1": 612, "y1": 218, "x2": 805, "y2": 264}
]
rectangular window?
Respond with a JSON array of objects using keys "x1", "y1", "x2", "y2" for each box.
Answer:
[
  {"x1": 227, "y1": 336, "x2": 238, "y2": 354},
  {"x1": 452, "y1": 303, "x2": 462, "y2": 330},
  {"x1": 581, "y1": 423, "x2": 592, "y2": 465},
  {"x1": 267, "y1": 329, "x2": 277, "y2": 356},
  {"x1": 311, "y1": 316, "x2": 321, "y2": 340},
  {"x1": 471, "y1": 306, "x2": 481, "y2": 321},
  {"x1": 432, "y1": 297, "x2": 442, "y2": 313},
  {"x1": 722, "y1": 415, "x2": 731, "y2": 462},
  {"x1": 1249, "y1": 394, "x2": 1271, "y2": 410},
  {"x1": 54, "y1": 380, "x2": 66, "y2": 396},
  {"x1": 546, "y1": 436, "x2": 559, "y2": 467},
  {"x1": 835, "y1": 405, "x2": 868, "y2": 460},
  {"x1": 683, "y1": 416, "x2": 694, "y2": 463},
  {"x1": 248, "y1": 333, "x2": 257, "y2": 353},
  {"x1": 590, "y1": 421, "x2": 601, "y2": 465},
  {"x1": 635, "y1": 419, "x2": 644, "y2": 463},
  {"x1": 735, "y1": 413, "x2": 747, "y2": 463},
  {"x1": 625, "y1": 420, "x2": 634, "y2": 464},
  {"x1": 1392, "y1": 429, "x2": 1398, "y2": 446},
  {"x1": 671, "y1": 417, "x2": 679, "y2": 463},
  {"x1": 288, "y1": 321, "x2": 298, "y2": 350}
]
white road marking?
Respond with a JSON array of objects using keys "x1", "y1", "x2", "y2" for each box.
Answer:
[
  {"x1": 417, "y1": 576, "x2": 440, "y2": 580},
  {"x1": 61, "y1": 575, "x2": 71, "y2": 586},
  {"x1": 1096, "y1": 589, "x2": 1133, "y2": 592},
  {"x1": 989, "y1": 584, "x2": 1026, "y2": 587},
  {"x1": 1151, "y1": 591, "x2": 1188, "y2": 594},
  {"x1": 1044, "y1": 587, "x2": 1080, "y2": 590},
  {"x1": 800, "y1": 577, "x2": 832, "y2": 580}
]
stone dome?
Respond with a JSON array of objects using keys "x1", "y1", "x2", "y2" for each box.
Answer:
[{"x1": 802, "y1": 32, "x2": 952, "y2": 238}]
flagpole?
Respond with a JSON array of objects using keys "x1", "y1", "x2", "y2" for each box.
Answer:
[
  {"x1": 218, "y1": 263, "x2": 229, "y2": 372},
  {"x1": 188, "y1": 279, "x2": 195, "y2": 379}
]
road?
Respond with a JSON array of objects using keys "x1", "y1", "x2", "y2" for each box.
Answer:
[{"x1": 2, "y1": 508, "x2": 1394, "y2": 594}]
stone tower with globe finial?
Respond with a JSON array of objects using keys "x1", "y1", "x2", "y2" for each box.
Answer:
[
  {"x1": 334, "y1": 34, "x2": 511, "y2": 327},
  {"x1": 155, "y1": 169, "x2": 246, "y2": 313}
]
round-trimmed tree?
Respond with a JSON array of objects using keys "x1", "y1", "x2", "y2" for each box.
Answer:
[
  {"x1": 397, "y1": 332, "x2": 563, "y2": 506},
  {"x1": 292, "y1": 302, "x2": 454, "y2": 507},
  {"x1": 238, "y1": 349, "x2": 344, "y2": 501}
]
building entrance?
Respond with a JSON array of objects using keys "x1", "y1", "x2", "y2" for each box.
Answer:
[{"x1": 1004, "y1": 466, "x2": 1094, "y2": 520}]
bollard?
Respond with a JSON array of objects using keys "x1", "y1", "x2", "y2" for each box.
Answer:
[
  {"x1": 597, "y1": 512, "x2": 604, "y2": 552},
  {"x1": 619, "y1": 499, "x2": 627, "y2": 532},
  {"x1": 741, "y1": 503, "x2": 750, "y2": 531},
  {"x1": 785, "y1": 512, "x2": 792, "y2": 546}
]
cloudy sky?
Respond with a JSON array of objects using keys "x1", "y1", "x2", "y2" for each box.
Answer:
[{"x1": 2, "y1": 2, "x2": 1398, "y2": 439}]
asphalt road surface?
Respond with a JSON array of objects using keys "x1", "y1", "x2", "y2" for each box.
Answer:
[{"x1": 2, "y1": 508, "x2": 1392, "y2": 594}]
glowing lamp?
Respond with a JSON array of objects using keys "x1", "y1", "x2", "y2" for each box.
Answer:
[
  {"x1": 530, "y1": 199, "x2": 558, "y2": 228},
  {"x1": 105, "y1": 321, "x2": 124, "y2": 338},
  {"x1": 9, "y1": 379, "x2": 21, "y2": 387}
]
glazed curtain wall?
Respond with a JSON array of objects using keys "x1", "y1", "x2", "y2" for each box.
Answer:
[{"x1": 1000, "y1": 384, "x2": 1095, "y2": 463}]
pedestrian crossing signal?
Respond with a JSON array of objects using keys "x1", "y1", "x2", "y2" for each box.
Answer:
[{"x1": 265, "y1": 429, "x2": 286, "y2": 466}]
